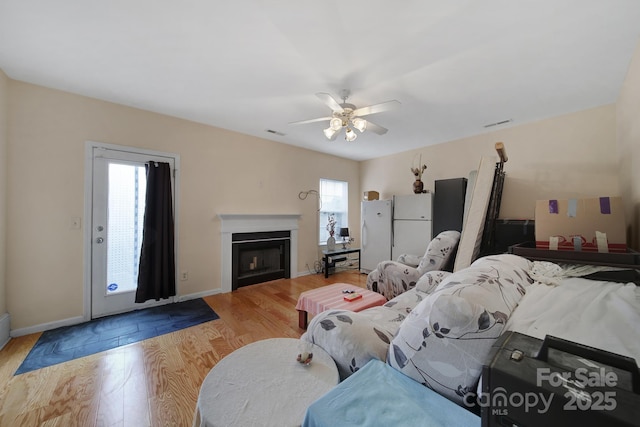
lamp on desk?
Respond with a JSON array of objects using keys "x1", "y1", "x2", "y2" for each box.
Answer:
[{"x1": 339, "y1": 228, "x2": 350, "y2": 249}]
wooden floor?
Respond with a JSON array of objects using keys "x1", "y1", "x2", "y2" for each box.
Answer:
[{"x1": 0, "y1": 271, "x2": 365, "y2": 426}]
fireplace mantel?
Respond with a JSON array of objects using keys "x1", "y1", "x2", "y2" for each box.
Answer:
[
  {"x1": 219, "y1": 214, "x2": 301, "y2": 233},
  {"x1": 219, "y1": 214, "x2": 301, "y2": 293}
]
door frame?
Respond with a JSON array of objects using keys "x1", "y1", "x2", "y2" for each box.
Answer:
[{"x1": 83, "y1": 141, "x2": 181, "y2": 321}]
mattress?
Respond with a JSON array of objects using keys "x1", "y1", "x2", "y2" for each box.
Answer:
[
  {"x1": 454, "y1": 156, "x2": 497, "y2": 271},
  {"x1": 506, "y1": 276, "x2": 640, "y2": 367}
]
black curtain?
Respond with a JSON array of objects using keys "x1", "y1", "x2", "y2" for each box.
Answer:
[{"x1": 136, "y1": 161, "x2": 176, "y2": 303}]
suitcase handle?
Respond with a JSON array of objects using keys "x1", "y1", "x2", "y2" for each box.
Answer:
[{"x1": 537, "y1": 335, "x2": 640, "y2": 392}]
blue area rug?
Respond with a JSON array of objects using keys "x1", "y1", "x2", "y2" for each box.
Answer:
[{"x1": 15, "y1": 298, "x2": 219, "y2": 375}]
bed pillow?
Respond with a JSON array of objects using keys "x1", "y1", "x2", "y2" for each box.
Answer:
[
  {"x1": 302, "y1": 306, "x2": 407, "y2": 380},
  {"x1": 468, "y1": 253, "x2": 534, "y2": 277},
  {"x1": 388, "y1": 255, "x2": 532, "y2": 406}
]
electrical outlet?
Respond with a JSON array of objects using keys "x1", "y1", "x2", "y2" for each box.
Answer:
[{"x1": 181, "y1": 271, "x2": 188, "y2": 281}]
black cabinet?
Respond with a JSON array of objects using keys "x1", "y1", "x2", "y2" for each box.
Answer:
[{"x1": 433, "y1": 178, "x2": 467, "y2": 236}]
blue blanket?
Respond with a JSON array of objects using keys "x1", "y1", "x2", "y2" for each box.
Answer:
[{"x1": 303, "y1": 359, "x2": 480, "y2": 427}]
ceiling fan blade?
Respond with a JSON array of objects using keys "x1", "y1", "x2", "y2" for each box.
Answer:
[
  {"x1": 353, "y1": 100, "x2": 401, "y2": 117},
  {"x1": 289, "y1": 116, "x2": 332, "y2": 125},
  {"x1": 316, "y1": 93, "x2": 344, "y2": 113},
  {"x1": 366, "y1": 121, "x2": 389, "y2": 135}
]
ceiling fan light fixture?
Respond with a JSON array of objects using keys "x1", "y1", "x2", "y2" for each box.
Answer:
[
  {"x1": 291, "y1": 91, "x2": 399, "y2": 142},
  {"x1": 345, "y1": 128, "x2": 357, "y2": 142},
  {"x1": 324, "y1": 127, "x2": 339, "y2": 140},
  {"x1": 329, "y1": 117, "x2": 343, "y2": 130},
  {"x1": 352, "y1": 118, "x2": 367, "y2": 132}
]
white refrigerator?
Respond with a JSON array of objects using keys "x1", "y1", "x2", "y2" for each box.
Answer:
[
  {"x1": 392, "y1": 194, "x2": 433, "y2": 260},
  {"x1": 360, "y1": 199, "x2": 392, "y2": 272}
]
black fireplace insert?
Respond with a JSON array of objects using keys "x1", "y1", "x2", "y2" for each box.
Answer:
[{"x1": 231, "y1": 230, "x2": 291, "y2": 290}]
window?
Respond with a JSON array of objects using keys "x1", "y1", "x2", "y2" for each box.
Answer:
[
  {"x1": 319, "y1": 178, "x2": 348, "y2": 244},
  {"x1": 107, "y1": 163, "x2": 147, "y2": 294}
]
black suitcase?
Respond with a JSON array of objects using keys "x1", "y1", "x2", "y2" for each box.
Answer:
[{"x1": 481, "y1": 332, "x2": 640, "y2": 426}]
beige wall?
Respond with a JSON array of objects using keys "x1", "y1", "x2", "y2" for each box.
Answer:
[
  {"x1": 617, "y1": 40, "x2": 640, "y2": 250},
  {"x1": 0, "y1": 70, "x2": 7, "y2": 316},
  {"x1": 361, "y1": 104, "x2": 620, "y2": 221},
  {"x1": 5, "y1": 37, "x2": 638, "y2": 332},
  {"x1": 6, "y1": 80, "x2": 360, "y2": 331}
]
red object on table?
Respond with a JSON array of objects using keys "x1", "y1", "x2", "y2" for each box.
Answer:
[{"x1": 343, "y1": 293, "x2": 362, "y2": 301}]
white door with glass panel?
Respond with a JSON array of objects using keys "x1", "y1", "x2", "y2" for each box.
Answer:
[{"x1": 90, "y1": 146, "x2": 176, "y2": 318}]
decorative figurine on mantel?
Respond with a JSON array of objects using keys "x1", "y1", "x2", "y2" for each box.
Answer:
[
  {"x1": 411, "y1": 154, "x2": 428, "y2": 194},
  {"x1": 326, "y1": 214, "x2": 337, "y2": 251}
]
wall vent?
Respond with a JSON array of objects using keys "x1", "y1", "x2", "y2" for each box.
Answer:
[{"x1": 483, "y1": 119, "x2": 513, "y2": 129}]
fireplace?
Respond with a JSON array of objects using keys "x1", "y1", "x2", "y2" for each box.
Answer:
[
  {"x1": 232, "y1": 231, "x2": 291, "y2": 289},
  {"x1": 219, "y1": 214, "x2": 301, "y2": 293}
]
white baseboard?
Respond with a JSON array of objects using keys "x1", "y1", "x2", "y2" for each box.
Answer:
[
  {"x1": 9, "y1": 291, "x2": 224, "y2": 337},
  {"x1": 0, "y1": 313, "x2": 10, "y2": 350},
  {"x1": 177, "y1": 288, "x2": 222, "y2": 301},
  {"x1": 179, "y1": 272, "x2": 313, "y2": 299},
  {"x1": 10, "y1": 279, "x2": 310, "y2": 338},
  {"x1": 295, "y1": 270, "x2": 311, "y2": 277},
  {"x1": 10, "y1": 315, "x2": 85, "y2": 338},
  {"x1": 10, "y1": 291, "x2": 223, "y2": 337}
]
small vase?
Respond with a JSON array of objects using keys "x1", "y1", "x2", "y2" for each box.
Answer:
[
  {"x1": 413, "y1": 179, "x2": 424, "y2": 194},
  {"x1": 327, "y1": 236, "x2": 336, "y2": 251}
]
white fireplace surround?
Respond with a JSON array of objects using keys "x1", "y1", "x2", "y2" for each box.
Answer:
[{"x1": 219, "y1": 214, "x2": 301, "y2": 293}]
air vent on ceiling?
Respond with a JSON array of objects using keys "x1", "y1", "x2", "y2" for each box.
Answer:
[
  {"x1": 483, "y1": 119, "x2": 513, "y2": 129},
  {"x1": 265, "y1": 129, "x2": 285, "y2": 136}
]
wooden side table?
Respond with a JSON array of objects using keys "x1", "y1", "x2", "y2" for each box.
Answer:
[{"x1": 295, "y1": 282, "x2": 387, "y2": 329}]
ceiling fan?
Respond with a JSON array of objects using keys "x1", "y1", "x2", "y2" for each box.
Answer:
[{"x1": 290, "y1": 90, "x2": 401, "y2": 142}]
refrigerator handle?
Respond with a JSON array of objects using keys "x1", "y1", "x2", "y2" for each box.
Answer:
[
  {"x1": 362, "y1": 219, "x2": 366, "y2": 247},
  {"x1": 390, "y1": 217, "x2": 395, "y2": 248},
  {"x1": 391, "y1": 197, "x2": 395, "y2": 247}
]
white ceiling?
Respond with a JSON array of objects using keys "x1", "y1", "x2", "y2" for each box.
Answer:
[{"x1": 1, "y1": 1, "x2": 639, "y2": 161}]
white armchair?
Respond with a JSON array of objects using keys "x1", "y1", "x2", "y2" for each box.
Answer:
[
  {"x1": 395, "y1": 253, "x2": 423, "y2": 268},
  {"x1": 366, "y1": 230, "x2": 461, "y2": 300}
]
